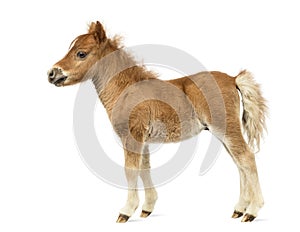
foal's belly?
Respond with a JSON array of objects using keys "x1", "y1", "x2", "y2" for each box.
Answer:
[{"x1": 146, "y1": 118, "x2": 205, "y2": 143}]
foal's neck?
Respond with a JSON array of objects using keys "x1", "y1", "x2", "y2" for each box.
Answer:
[{"x1": 91, "y1": 47, "x2": 157, "y2": 118}]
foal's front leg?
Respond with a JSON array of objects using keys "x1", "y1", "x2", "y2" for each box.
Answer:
[
  {"x1": 117, "y1": 149, "x2": 141, "y2": 223},
  {"x1": 140, "y1": 145, "x2": 158, "y2": 218}
]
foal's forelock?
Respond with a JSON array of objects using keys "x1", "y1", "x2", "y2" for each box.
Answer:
[
  {"x1": 68, "y1": 34, "x2": 90, "y2": 50},
  {"x1": 68, "y1": 37, "x2": 79, "y2": 50}
]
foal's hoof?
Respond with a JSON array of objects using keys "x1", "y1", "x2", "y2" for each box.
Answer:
[
  {"x1": 116, "y1": 214, "x2": 130, "y2": 223},
  {"x1": 241, "y1": 213, "x2": 256, "y2": 222},
  {"x1": 232, "y1": 210, "x2": 244, "y2": 219},
  {"x1": 140, "y1": 210, "x2": 152, "y2": 218}
]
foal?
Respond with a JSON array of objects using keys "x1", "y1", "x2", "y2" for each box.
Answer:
[{"x1": 48, "y1": 21, "x2": 267, "y2": 223}]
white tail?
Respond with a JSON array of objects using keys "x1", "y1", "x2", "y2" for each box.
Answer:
[{"x1": 235, "y1": 70, "x2": 268, "y2": 153}]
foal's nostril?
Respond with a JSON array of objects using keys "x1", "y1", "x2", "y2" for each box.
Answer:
[
  {"x1": 48, "y1": 68, "x2": 58, "y2": 83},
  {"x1": 49, "y1": 70, "x2": 54, "y2": 78}
]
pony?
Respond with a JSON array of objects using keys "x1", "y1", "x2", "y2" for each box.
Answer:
[{"x1": 48, "y1": 21, "x2": 267, "y2": 223}]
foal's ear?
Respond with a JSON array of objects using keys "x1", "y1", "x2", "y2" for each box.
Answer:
[
  {"x1": 88, "y1": 22, "x2": 97, "y2": 33},
  {"x1": 88, "y1": 21, "x2": 106, "y2": 42}
]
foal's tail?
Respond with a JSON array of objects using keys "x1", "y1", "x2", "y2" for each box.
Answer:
[{"x1": 235, "y1": 70, "x2": 268, "y2": 153}]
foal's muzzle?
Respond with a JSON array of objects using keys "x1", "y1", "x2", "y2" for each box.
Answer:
[{"x1": 48, "y1": 68, "x2": 68, "y2": 87}]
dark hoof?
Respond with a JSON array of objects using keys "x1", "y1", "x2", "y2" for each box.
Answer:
[
  {"x1": 116, "y1": 214, "x2": 130, "y2": 223},
  {"x1": 232, "y1": 210, "x2": 244, "y2": 219},
  {"x1": 241, "y1": 213, "x2": 256, "y2": 222},
  {"x1": 140, "y1": 210, "x2": 152, "y2": 218}
]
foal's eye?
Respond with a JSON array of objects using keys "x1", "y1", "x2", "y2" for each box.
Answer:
[{"x1": 77, "y1": 51, "x2": 87, "y2": 59}]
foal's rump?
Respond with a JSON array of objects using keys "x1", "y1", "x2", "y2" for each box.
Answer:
[
  {"x1": 168, "y1": 71, "x2": 239, "y2": 134},
  {"x1": 167, "y1": 70, "x2": 267, "y2": 152}
]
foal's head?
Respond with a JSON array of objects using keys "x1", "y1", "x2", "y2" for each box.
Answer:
[{"x1": 48, "y1": 21, "x2": 114, "y2": 86}]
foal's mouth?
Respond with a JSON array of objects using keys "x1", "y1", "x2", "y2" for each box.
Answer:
[
  {"x1": 50, "y1": 76, "x2": 68, "y2": 87},
  {"x1": 48, "y1": 68, "x2": 68, "y2": 87}
]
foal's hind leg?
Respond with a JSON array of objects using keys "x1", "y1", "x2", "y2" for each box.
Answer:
[
  {"x1": 223, "y1": 130, "x2": 264, "y2": 222},
  {"x1": 231, "y1": 168, "x2": 249, "y2": 218},
  {"x1": 139, "y1": 145, "x2": 158, "y2": 218}
]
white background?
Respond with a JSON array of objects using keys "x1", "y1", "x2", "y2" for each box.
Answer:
[{"x1": 1, "y1": 0, "x2": 299, "y2": 231}]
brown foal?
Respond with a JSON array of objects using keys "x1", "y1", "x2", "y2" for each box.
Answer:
[{"x1": 48, "y1": 21, "x2": 267, "y2": 223}]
